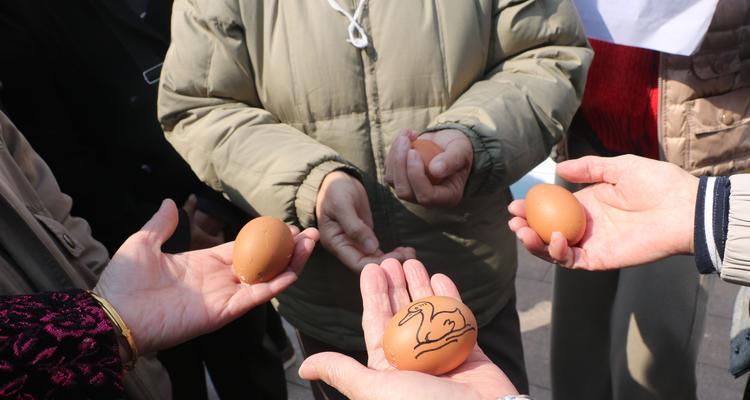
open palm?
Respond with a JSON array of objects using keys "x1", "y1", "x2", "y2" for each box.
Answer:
[
  {"x1": 509, "y1": 155, "x2": 698, "y2": 270},
  {"x1": 94, "y1": 199, "x2": 319, "y2": 355},
  {"x1": 300, "y1": 259, "x2": 517, "y2": 399}
]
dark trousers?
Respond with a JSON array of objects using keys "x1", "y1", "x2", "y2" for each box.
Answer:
[
  {"x1": 298, "y1": 294, "x2": 529, "y2": 399},
  {"x1": 158, "y1": 303, "x2": 286, "y2": 400}
]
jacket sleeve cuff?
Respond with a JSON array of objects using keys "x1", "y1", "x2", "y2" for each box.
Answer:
[
  {"x1": 294, "y1": 160, "x2": 362, "y2": 228},
  {"x1": 694, "y1": 176, "x2": 731, "y2": 274},
  {"x1": 719, "y1": 174, "x2": 750, "y2": 284},
  {"x1": 422, "y1": 122, "x2": 499, "y2": 197}
]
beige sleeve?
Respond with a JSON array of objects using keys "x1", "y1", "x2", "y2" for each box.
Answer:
[
  {"x1": 425, "y1": 0, "x2": 592, "y2": 195},
  {"x1": 0, "y1": 112, "x2": 109, "y2": 277},
  {"x1": 157, "y1": 0, "x2": 357, "y2": 227},
  {"x1": 720, "y1": 174, "x2": 750, "y2": 286}
]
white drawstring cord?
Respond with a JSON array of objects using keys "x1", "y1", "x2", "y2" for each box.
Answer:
[{"x1": 326, "y1": 0, "x2": 369, "y2": 49}]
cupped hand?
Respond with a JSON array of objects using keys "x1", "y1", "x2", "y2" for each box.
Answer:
[
  {"x1": 298, "y1": 259, "x2": 517, "y2": 400},
  {"x1": 508, "y1": 155, "x2": 698, "y2": 271},
  {"x1": 385, "y1": 128, "x2": 473, "y2": 207},
  {"x1": 93, "y1": 199, "x2": 319, "y2": 355},
  {"x1": 316, "y1": 171, "x2": 415, "y2": 272}
]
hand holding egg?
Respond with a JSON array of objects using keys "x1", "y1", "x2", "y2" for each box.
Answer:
[
  {"x1": 384, "y1": 128, "x2": 473, "y2": 207},
  {"x1": 510, "y1": 155, "x2": 698, "y2": 271},
  {"x1": 298, "y1": 258, "x2": 518, "y2": 399}
]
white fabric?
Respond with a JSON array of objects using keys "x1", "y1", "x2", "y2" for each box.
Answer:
[
  {"x1": 704, "y1": 177, "x2": 722, "y2": 272},
  {"x1": 573, "y1": 0, "x2": 719, "y2": 55},
  {"x1": 326, "y1": 0, "x2": 369, "y2": 49}
]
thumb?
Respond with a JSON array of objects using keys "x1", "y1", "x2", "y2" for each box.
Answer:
[
  {"x1": 430, "y1": 140, "x2": 470, "y2": 179},
  {"x1": 299, "y1": 352, "x2": 379, "y2": 399},
  {"x1": 556, "y1": 156, "x2": 622, "y2": 185},
  {"x1": 140, "y1": 199, "x2": 179, "y2": 246}
]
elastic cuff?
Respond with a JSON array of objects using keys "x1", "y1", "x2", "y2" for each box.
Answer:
[
  {"x1": 294, "y1": 160, "x2": 362, "y2": 228},
  {"x1": 694, "y1": 176, "x2": 731, "y2": 274},
  {"x1": 694, "y1": 177, "x2": 715, "y2": 273},
  {"x1": 423, "y1": 122, "x2": 495, "y2": 196}
]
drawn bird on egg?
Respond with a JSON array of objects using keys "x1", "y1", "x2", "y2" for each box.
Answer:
[{"x1": 398, "y1": 300, "x2": 476, "y2": 359}]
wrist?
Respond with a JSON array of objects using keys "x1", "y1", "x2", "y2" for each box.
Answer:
[{"x1": 88, "y1": 289, "x2": 139, "y2": 369}]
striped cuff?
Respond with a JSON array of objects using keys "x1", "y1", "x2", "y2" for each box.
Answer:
[{"x1": 694, "y1": 176, "x2": 731, "y2": 274}]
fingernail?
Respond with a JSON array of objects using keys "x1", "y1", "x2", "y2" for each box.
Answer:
[
  {"x1": 363, "y1": 238, "x2": 377, "y2": 254},
  {"x1": 432, "y1": 160, "x2": 446, "y2": 175},
  {"x1": 298, "y1": 361, "x2": 314, "y2": 379},
  {"x1": 408, "y1": 149, "x2": 419, "y2": 162}
]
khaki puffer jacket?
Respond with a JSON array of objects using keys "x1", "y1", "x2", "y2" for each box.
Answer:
[{"x1": 159, "y1": 0, "x2": 592, "y2": 349}]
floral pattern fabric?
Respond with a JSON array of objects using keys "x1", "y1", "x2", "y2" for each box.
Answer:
[{"x1": 0, "y1": 290, "x2": 124, "y2": 399}]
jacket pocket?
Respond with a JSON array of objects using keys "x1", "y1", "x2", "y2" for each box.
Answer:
[
  {"x1": 685, "y1": 86, "x2": 750, "y2": 171},
  {"x1": 32, "y1": 212, "x2": 84, "y2": 258}
]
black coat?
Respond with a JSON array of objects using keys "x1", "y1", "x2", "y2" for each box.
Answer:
[{"x1": 0, "y1": 0, "x2": 237, "y2": 254}]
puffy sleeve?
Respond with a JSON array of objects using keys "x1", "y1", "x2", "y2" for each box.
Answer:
[
  {"x1": 425, "y1": 0, "x2": 592, "y2": 195},
  {"x1": 158, "y1": 0, "x2": 359, "y2": 228}
]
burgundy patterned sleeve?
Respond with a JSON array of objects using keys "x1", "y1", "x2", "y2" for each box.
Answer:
[{"x1": 0, "y1": 289, "x2": 125, "y2": 399}]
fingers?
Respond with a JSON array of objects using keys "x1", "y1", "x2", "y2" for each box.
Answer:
[
  {"x1": 226, "y1": 270, "x2": 298, "y2": 318},
  {"x1": 547, "y1": 232, "x2": 573, "y2": 266},
  {"x1": 383, "y1": 246, "x2": 416, "y2": 261},
  {"x1": 288, "y1": 227, "x2": 319, "y2": 275},
  {"x1": 299, "y1": 352, "x2": 378, "y2": 399},
  {"x1": 288, "y1": 225, "x2": 301, "y2": 237},
  {"x1": 430, "y1": 273, "x2": 462, "y2": 300},
  {"x1": 403, "y1": 259, "x2": 434, "y2": 301},
  {"x1": 182, "y1": 194, "x2": 197, "y2": 218},
  {"x1": 406, "y1": 149, "x2": 435, "y2": 204},
  {"x1": 360, "y1": 264, "x2": 393, "y2": 361},
  {"x1": 140, "y1": 199, "x2": 180, "y2": 246},
  {"x1": 556, "y1": 156, "x2": 622, "y2": 185},
  {"x1": 390, "y1": 133, "x2": 416, "y2": 201},
  {"x1": 406, "y1": 150, "x2": 464, "y2": 207},
  {"x1": 336, "y1": 204, "x2": 379, "y2": 255},
  {"x1": 507, "y1": 200, "x2": 526, "y2": 218},
  {"x1": 429, "y1": 139, "x2": 469, "y2": 180},
  {"x1": 380, "y1": 259, "x2": 412, "y2": 312}
]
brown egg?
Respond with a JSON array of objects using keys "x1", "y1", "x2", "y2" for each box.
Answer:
[
  {"x1": 411, "y1": 139, "x2": 443, "y2": 184},
  {"x1": 232, "y1": 216, "x2": 294, "y2": 284},
  {"x1": 383, "y1": 296, "x2": 477, "y2": 376},
  {"x1": 525, "y1": 183, "x2": 586, "y2": 245}
]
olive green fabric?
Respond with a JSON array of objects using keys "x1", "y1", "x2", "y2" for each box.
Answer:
[{"x1": 158, "y1": 0, "x2": 591, "y2": 349}]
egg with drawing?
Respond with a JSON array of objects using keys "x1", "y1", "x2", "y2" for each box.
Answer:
[{"x1": 383, "y1": 295, "x2": 477, "y2": 375}]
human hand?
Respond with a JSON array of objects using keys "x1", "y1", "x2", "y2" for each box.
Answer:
[
  {"x1": 508, "y1": 155, "x2": 698, "y2": 270},
  {"x1": 316, "y1": 171, "x2": 415, "y2": 272},
  {"x1": 385, "y1": 128, "x2": 473, "y2": 207},
  {"x1": 299, "y1": 259, "x2": 517, "y2": 399},
  {"x1": 93, "y1": 199, "x2": 319, "y2": 356},
  {"x1": 183, "y1": 194, "x2": 226, "y2": 250}
]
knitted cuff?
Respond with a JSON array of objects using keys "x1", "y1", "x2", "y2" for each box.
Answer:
[{"x1": 694, "y1": 176, "x2": 731, "y2": 274}]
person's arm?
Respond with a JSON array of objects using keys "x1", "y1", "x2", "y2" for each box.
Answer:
[
  {"x1": 157, "y1": 0, "x2": 355, "y2": 229},
  {"x1": 423, "y1": 0, "x2": 592, "y2": 196},
  {"x1": 0, "y1": 112, "x2": 109, "y2": 276}
]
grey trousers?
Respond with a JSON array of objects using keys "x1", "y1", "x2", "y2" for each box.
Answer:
[{"x1": 551, "y1": 257, "x2": 714, "y2": 400}]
